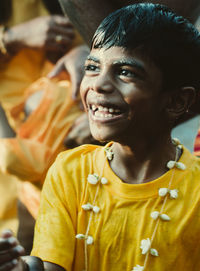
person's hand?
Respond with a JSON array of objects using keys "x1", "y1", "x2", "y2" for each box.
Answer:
[
  {"x1": 0, "y1": 229, "x2": 25, "y2": 271},
  {"x1": 4, "y1": 15, "x2": 75, "y2": 53},
  {"x1": 48, "y1": 45, "x2": 89, "y2": 99},
  {"x1": 64, "y1": 113, "x2": 99, "y2": 148}
]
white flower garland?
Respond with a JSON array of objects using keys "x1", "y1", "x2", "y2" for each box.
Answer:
[{"x1": 75, "y1": 139, "x2": 186, "y2": 271}]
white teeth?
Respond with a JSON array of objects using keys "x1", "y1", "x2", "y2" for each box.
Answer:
[
  {"x1": 91, "y1": 104, "x2": 122, "y2": 115},
  {"x1": 94, "y1": 111, "x2": 101, "y2": 117},
  {"x1": 92, "y1": 105, "x2": 96, "y2": 111},
  {"x1": 108, "y1": 108, "x2": 114, "y2": 113},
  {"x1": 99, "y1": 106, "x2": 104, "y2": 111},
  {"x1": 94, "y1": 111, "x2": 114, "y2": 118}
]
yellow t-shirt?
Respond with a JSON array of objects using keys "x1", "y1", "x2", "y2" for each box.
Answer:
[{"x1": 31, "y1": 143, "x2": 200, "y2": 271}]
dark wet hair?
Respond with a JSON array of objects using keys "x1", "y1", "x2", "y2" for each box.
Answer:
[{"x1": 92, "y1": 3, "x2": 200, "y2": 92}]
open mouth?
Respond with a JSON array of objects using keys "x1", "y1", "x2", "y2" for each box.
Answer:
[{"x1": 88, "y1": 103, "x2": 127, "y2": 122}]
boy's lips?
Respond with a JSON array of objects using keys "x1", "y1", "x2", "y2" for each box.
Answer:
[{"x1": 88, "y1": 102, "x2": 128, "y2": 123}]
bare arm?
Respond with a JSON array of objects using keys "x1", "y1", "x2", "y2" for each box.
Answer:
[
  {"x1": 58, "y1": 0, "x2": 200, "y2": 45},
  {"x1": 44, "y1": 262, "x2": 66, "y2": 271},
  {"x1": 0, "y1": 15, "x2": 74, "y2": 61},
  {"x1": 0, "y1": 230, "x2": 66, "y2": 271},
  {"x1": 23, "y1": 257, "x2": 65, "y2": 271}
]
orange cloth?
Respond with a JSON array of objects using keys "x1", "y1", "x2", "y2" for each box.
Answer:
[
  {"x1": 19, "y1": 182, "x2": 41, "y2": 219},
  {"x1": 0, "y1": 78, "x2": 82, "y2": 218},
  {"x1": 0, "y1": 50, "x2": 52, "y2": 129},
  {"x1": 0, "y1": 0, "x2": 50, "y2": 129},
  {"x1": 0, "y1": 0, "x2": 83, "y2": 130},
  {"x1": 0, "y1": 0, "x2": 49, "y2": 234},
  {"x1": 0, "y1": 0, "x2": 83, "y2": 231}
]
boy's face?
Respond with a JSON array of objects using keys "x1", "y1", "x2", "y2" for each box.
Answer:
[{"x1": 80, "y1": 46, "x2": 169, "y2": 143}]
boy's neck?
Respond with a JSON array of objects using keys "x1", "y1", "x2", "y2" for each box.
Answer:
[{"x1": 109, "y1": 135, "x2": 180, "y2": 185}]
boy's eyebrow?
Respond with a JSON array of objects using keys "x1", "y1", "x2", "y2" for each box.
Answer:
[
  {"x1": 113, "y1": 59, "x2": 146, "y2": 74},
  {"x1": 86, "y1": 55, "x2": 100, "y2": 63},
  {"x1": 86, "y1": 56, "x2": 146, "y2": 75}
]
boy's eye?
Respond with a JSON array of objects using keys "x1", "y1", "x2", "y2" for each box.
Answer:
[
  {"x1": 117, "y1": 67, "x2": 137, "y2": 78},
  {"x1": 84, "y1": 64, "x2": 100, "y2": 73}
]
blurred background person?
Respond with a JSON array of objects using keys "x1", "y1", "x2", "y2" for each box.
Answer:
[
  {"x1": 0, "y1": 0, "x2": 89, "y2": 253},
  {"x1": 0, "y1": 0, "x2": 81, "y2": 129}
]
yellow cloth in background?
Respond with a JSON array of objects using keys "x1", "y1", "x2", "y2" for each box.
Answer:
[
  {"x1": 32, "y1": 144, "x2": 200, "y2": 271},
  {"x1": 0, "y1": 0, "x2": 49, "y2": 129},
  {"x1": 0, "y1": 0, "x2": 83, "y2": 130},
  {"x1": 6, "y1": 0, "x2": 48, "y2": 27},
  {"x1": 0, "y1": 171, "x2": 20, "y2": 234},
  {"x1": 0, "y1": 78, "x2": 82, "y2": 218},
  {"x1": 0, "y1": 0, "x2": 49, "y2": 234},
  {"x1": 0, "y1": 0, "x2": 83, "y2": 230},
  {"x1": 0, "y1": 50, "x2": 51, "y2": 129},
  {"x1": 19, "y1": 182, "x2": 41, "y2": 220}
]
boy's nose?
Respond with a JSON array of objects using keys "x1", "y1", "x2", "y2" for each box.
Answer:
[{"x1": 92, "y1": 73, "x2": 114, "y2": 94}]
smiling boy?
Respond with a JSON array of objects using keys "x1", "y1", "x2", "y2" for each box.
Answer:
[{"x1": 0, "y1": 3, "x2": 200, "y2": 271}]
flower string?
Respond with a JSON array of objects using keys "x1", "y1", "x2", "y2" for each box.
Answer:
[
  {"x1": 135, "y1": 139, "x2": 185, "y2": 271},
  {"x1": 81, "y1": 146, "x2": 112, "y2": 271}
]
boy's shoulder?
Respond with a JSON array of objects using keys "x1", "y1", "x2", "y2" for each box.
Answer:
[
  {"x1": 58, "y1": 143, "x2": 102, "y2": 158},
  {"x1": 54, "y1": 144, "x2": 103, "y2": 169}
]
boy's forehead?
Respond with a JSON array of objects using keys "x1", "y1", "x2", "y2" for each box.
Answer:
[{"x1": 88, "y1": 47, "x2": 144, "y2": 64}]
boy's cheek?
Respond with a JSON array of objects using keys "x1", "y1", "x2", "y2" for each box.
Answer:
[
  {"x1": 80, "y1": 79, "x2": 92, "y2": 113},
  {"x1": 79, "y1": 83, "x2": 86, "y2": 105},
  {"x1": 80, "y1": 90, "x2": 88, "y2": 113}
]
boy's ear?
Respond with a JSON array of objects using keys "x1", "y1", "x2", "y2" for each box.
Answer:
[{"x1": 165, "y1": 87, "x2": 196, "y2": 120}]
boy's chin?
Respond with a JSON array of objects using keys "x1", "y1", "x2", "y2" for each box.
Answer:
[
  {"x1": 91, "y1": 130, "x2": 113, "y2": 143},
  {"x1": 90, "y1": 127, "x2": 122, "y2": 143}
]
